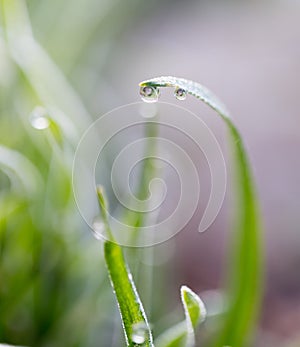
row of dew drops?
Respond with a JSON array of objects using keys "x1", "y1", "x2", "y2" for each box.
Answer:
[{"x1": 140, "y1": 86, "x2": 187, "y2": 103}]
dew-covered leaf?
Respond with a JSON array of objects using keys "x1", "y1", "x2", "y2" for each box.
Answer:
[{"x1": 139, "y1": 77, "x2": 262, "y2": 347}]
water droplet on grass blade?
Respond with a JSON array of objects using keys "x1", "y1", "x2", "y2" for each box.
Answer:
[
  {"x1": 131, "y1": 322, "x2": 148, "y2": 345},
  {"x1": 174, "y1": 87, "x2": 187, "y2": 101},
  {"x1": 30, "y1": 106, "x2": 50, "y2": 130},
  {"x1": 140, "y1": 86, "x2": 159, "y2": 103}
]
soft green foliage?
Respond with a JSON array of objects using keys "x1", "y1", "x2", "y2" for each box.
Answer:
[
  {"x1": 0, "y1": 0, "x2": 129, "y2": 345},
  {"x1": 140, "y1": 76, "x2": 262, "y2": 347}
]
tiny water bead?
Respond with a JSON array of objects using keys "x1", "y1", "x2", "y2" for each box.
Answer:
[
  {"x1": 131, "y1": 322, "x2": 148, "y2": 345},
  {"x1": 139, "y1": 86, "x2": 159, "y2": 103},
  {"x1": 30, "y1": 106, "x2": 50, "y2": 130},
  {"x1": 174, "y1": 87, "x2": 187, "y2": 101}
]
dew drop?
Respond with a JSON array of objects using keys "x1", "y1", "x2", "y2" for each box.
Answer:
[
  {"x1": 174, "y1": 87, "x2": 187, "y2": 101},
  {"x1": 140, "y1": 86, "x2": 159, "y2": 103},
  {"x1": 30, "y1": 106, "x2": 50, "y2": 130},
  {"x1": 131, "y1": 322, "x2": 148, "y2": 345}
]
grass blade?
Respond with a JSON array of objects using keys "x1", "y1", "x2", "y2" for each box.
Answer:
[
  {"x1": 96, "y1": 187, "x2": 154, "y2": 347},
  {"x1": 181, "y1": 286, "x2": 206, "y2": 333},
  {"x1": 181, "y1": 286, "x2": 206, "y2": 347},
  {"x1": 139, "y1": 76, "x2": 262, "y2": 347},
  {"x1": 155, "y1": 286, "x2": 206, "y2": 347},
  {"x1": 0, "y1": 145, "x2": 43, "y2": 196}
]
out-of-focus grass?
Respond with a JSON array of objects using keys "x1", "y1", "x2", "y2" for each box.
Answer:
[{"x1": 0, "y1": 0, "x2": 146, "y2": 346}]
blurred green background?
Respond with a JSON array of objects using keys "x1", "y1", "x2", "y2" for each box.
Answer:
[{"x1": 0, "y1": 0, "x2": 300, "y2": 346}]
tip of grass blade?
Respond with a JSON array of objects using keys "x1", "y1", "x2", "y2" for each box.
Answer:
[{"x1": 180, "y1": 285, "x2": 207, "y2": 329}]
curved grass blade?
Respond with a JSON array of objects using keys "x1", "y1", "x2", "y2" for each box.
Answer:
[
  {"x1": 0, "y1": 145, "x2": 43, "y2": 196},
  {"x1": 155, "y1": 286, "x2": 206, "y2": 347},
  {"x1": 181, "y1": 286, "x2": 206, "y2": 347},
  {"x1": 139, "y1": 77, "x2": 262, "y2": 347},
  {"x1": 96, "y1": 187, "x2": 154, "y2": 347}
]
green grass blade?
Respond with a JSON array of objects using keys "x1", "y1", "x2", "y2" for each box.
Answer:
[
  {"x1": 155, "y1": 286, "x2": 206, "y2": 347},
  {"x1": 96, "y1": 187, "x2": 154, "y2": 347},
  {"x1": 0, "y1": 145, "x2": 43, "y2": 196},
  {"x1": 181, "y1": 286, "x2": 206, "y2": 331},
  {"x1": 139, "y1": 76, "x2": 262, "y2": 347},
  {"x1": 181, "y1": 286, "x2": 206, "y2": 347}
]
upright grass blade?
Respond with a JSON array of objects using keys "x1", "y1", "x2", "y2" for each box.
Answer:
[
  {"x1": 181, "y1": 286, "x2": 206, "y2": 336},
  {"x1": 155, "y1": 286, "x2": 206, "y2": 347},
  {"x1": 139, "y1": 77, "x2": 262, "y2": 347},
  {"x1": 96, "y1": 187, "x2": 154, "y2": 347},
  {"x1": 181, "y1": 286, "x2": 207, "y2": 347}
]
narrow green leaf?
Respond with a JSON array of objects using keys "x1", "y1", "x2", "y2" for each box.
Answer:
[
  {"x1": 96, "y1": 187, "x2": 154, "y2": 347},
  {"x1": 181, "y1": 286, "x2": 206, "y2": 347},
  {"x1": 155, "y1": 286, "x2": 206, "y2": 347},
  {"x1": 181, "y1": 286, "x2": 206, "y2": 331},
  {"x1": 139, "y1": 77, "x2": 262, "y2": 347}
]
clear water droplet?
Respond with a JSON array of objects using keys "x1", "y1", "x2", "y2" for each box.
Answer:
[
  {"x1": 174, "y1": 88, "x2": 187, "y2": 101},
  {"x1": 131, "y1": 322, "x2": 148, "y2": 345},
  {"x1": 140, "y1": 86, "x2": 159, "y2": 103},
  {"x1": 30, "y1": 106, "x2": 50, "y2": 130},
  {"x1": 92, "y1": 216, "x2": 105, "y2": 240}
]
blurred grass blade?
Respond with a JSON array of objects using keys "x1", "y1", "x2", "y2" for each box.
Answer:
[
  {"x1": 155, "y1": 322, "x2": 186, "y2": 347},
  {"x1": 1, "y1": 0, "x2": 91, "y2": 143},
  {"x1": 181, "y1": 286, "x2": 206, "y2": 347},
  {"x1": 0, "y1": 145, "x2": 43, "y2": 196},
  {"x1": 139, "y1": 77, "x2": 262, "y2": 347},
  {"x1": 96, "y1": 187, "x2": 154, "y2": 347}
]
